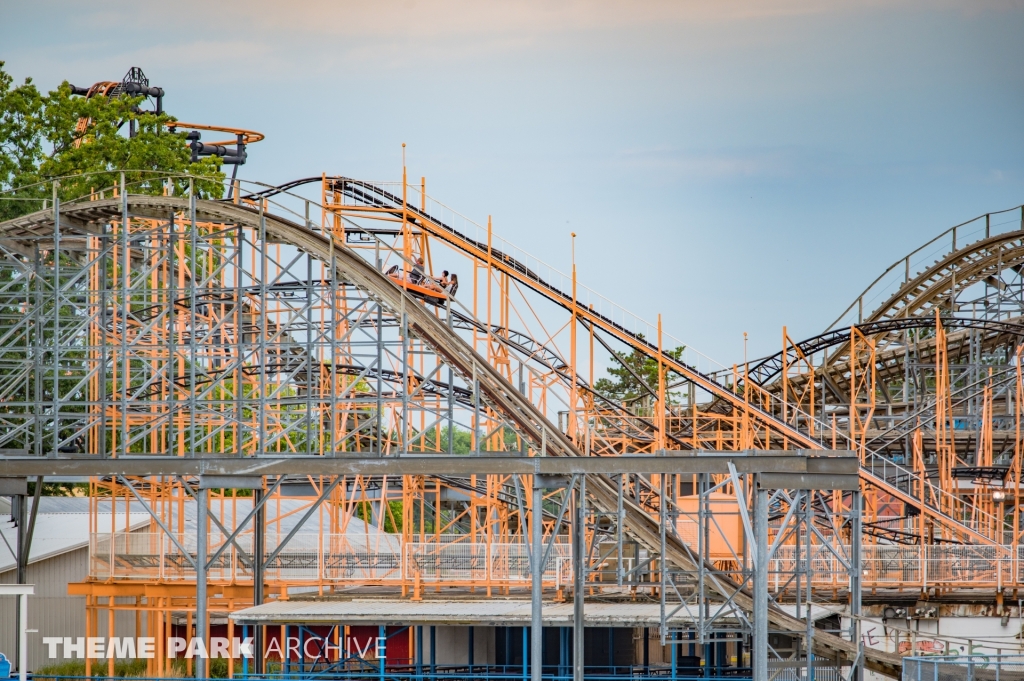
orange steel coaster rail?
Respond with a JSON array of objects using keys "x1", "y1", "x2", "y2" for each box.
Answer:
[
  {"x1": 312, "y1": 175, "x2": 1006, "y2": 547},
  {"x1": 0, "y1": 175, "x2": 896, "y2": 677},
  {"x1": 7, "y1": 170, "x2": 1023, "y2": 679}
]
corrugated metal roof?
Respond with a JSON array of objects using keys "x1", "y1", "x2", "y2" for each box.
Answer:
[
  {"x1": 0, "y1": 511, "x2": 149, "y2": 572},
  {"x1": 125, "y1": 497, "x2": 384, "y2": 537},
  {"x1": 0, "y1": 493, "x2": 392, "y2": 573},
  {"x1": 0, "y1": 496, "x2": 95, "y2": 514},
  {"x1": 229, "y1": 598, "x2": 738, "y2": 627}
]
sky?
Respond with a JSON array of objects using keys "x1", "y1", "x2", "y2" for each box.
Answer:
[{"x1": 2, "y1": 0, "x2": 1023, "y2": 366}]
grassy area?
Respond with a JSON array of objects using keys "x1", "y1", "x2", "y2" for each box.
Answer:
[
  {"x1": 34, "y1": 657, "x2": 256, "y2": 679},
  {"x1": 33, "y1": 659, "x2": 153, "y2": 678}
]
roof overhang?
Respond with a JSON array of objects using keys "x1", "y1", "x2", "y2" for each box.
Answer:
[{"x1": 229, "y1": 598, "x2": 740, "y2": 628}]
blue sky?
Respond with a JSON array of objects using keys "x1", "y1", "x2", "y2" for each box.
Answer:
[{"x1": 3, "y1": 0, "x2": 1023, "y2": 364}]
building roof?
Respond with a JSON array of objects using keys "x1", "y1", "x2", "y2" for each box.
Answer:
[
  {"x1": 229, "y1": 598, "x2": 740, "y2": 627},
  {"x1": 0, "y1": 494, "x2": 392, "y2": 574},
  {"x1": 0, "y1": 497, "x2": 149, "y2": 572}
]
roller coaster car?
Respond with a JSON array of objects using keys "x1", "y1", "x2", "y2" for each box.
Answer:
[{"x1": 385, "y1": 265, "x2": 457, "y2": 305}]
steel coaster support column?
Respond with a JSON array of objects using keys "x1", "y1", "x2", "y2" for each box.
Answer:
[
  {"x1": 233, "y1": 220, "x2": 244, "y2": 458},
  {"x1": 805, "y1": 491, "x2": 815, "y2": 681},
  {"x1": 573, "y1": 474, "x2": 586, "y2": 681},
  {"x1": 170, "y1": 209, "x2": 179, "y2": 460},
  {"x1": 447, "y1": 300, "x2": 455, "y2": 455},
  {"x1": 615, "y1": 473, "x2": 624, "y2": 586},
  {"x1": 795, "y1": 489, "x2": 803, "y2": 671},
  {"x1": 305, "y1": 252, "x2": 315, "y2": 454},
  {"x1": 378, "y1": 624, "x2": 386, "y2": 681},
  {"x1": 253, "y1": 485, "x2": 265, "y2": 674},
  {"x1": 401, "y1": 312, "x2": 409, "y2": 453},
  {"x1": 195, "y1": 486, "x2": 208, "y2": 679},
  {"x1": 671, "y1": 631, "x2": 677, "y2": 681},
  {"x1": 849, "y1": 490, "x2": 863, "y2": 681},
  {"x1": 430, "y1": 625, "x2": 436, "y2": 676},
  {"x1": 531, "y1": 475, "x2": 543, "y2": 681},
  {"x1": 660, "y1": 472, "x2": 668, "y2": 647},
  {"x1": 753, "y1": 477, "x2": 768, "y2": 681},
  {"x1": 377, "y1": 301, "x2": 384, "y2": 454},
  {"x1": 51, "y1": 181, "x2": 60, "y2": 459},
  {"x1": 188, "y1": 179, "x2": 198, "y2": 457},
  {"x1": 32, "y1": 241, "x2": 42, "y2": 459},
  {"x1": 698, "y1": 472, "x2": 707, "y2": 647},
  {"x1": 327, "y1": 236, "x2": 338, "y2": 454},
  {"x1": 13, "y1": 493, "x2": 25, "y2": 674},
  {"x1": 522, "y1": 627, "x2": 527, "y2": 681},
  {"x1": 13, "y1": 479, "x2": 40, "y2": 676},
  {"x1": 258, "y1": 199, "x2": 267, "y2": 456},
  {"x1": 474, "y1": 371, "x2": 481, "y2": 454}
]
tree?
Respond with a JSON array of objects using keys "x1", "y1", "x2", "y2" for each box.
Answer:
[
  {"x1": 593, "y1": 334, "x2": 687, "y2": 403},
  {"x1": 0, "y1": 63, "x2": 227, "y2": 493},
  {"x1": 27, "y1": 480, "x2": 87, "y2": 497},
  {"x1": 0, "y1": 61, "x2": 224, "y2": 221},
  {"x1": 0, "y1": 64, "x2": 44, "y2": 220}
]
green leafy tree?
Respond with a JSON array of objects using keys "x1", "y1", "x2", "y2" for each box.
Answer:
[
  {"x1": 27, "y1": 480, "x2": 88, "y2": 497},
  {"x1": 355, "y1": 499, "x2": 404, "y2": 533},
  {"x1": 0, "y1": 63, "x2": 226, "y2": 492},
  {"x1": 0, "y1": 64, "x2": 44, "y2": 220},
  {"x1": 594, "y1": 334, "x2": 686, "y2": 403},
  {"x1": 0, "y1": 61, "x2": 224, "y2": 221}
]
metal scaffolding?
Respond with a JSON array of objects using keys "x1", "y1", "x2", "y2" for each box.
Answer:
[{"x1": 7, "y1": 170, "x2": 1024, "y2": 681}]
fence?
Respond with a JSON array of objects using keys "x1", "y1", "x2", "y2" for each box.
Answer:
[
  {"x1": 903, "y1": 655, "x2": 1024, "y2": 681},
  {"x1": 769, "y1": 544, "x2": 1024, "y2": 591},
  {"x1": 90, "y1": 532, "x2": 570, "y2": 586},
  {"x1": 92, "y1": 530, "x2": 1024, "y2": 590}
]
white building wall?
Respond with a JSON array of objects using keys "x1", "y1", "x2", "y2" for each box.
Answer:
[
  {"x1": 846, "y1": 616, "x2": 1024, "y2": 681},
  {"x1": 0, "y1": 545, "x2": 88, "y2": 672},
  {"x1": 0, "y1": 546, "x2": 137, "y2": 672},
  {"x1": 429, "y1": 626, "x2": 496, "y2": 665}
]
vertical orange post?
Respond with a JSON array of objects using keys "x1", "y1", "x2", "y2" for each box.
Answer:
[
  {"x1": 1014, "y1": 360, "x2": 1023, "y2": 544},
  {"x1": 401, "y1": 144, "x2": 410, "y2": 285},
  {"x1": 487, "y1": 216, "x2": 493, "y2": 363},
  {"x1": 570, "y1": 239, "x2": 578, "y2": 443},
  {"x1": 849, "y1": 327, "x2": 876, "y2": 462},
  {"x1": 657, "y1": 315, "x2": 666, "y2": 451}
]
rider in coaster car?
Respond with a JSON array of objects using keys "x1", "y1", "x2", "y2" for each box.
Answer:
[{"x1": 411, "y1": 257, "x2": 425, "y2": 284}]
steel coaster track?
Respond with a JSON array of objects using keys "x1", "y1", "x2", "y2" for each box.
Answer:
[
  {"x1": 124, "y1": 278, "x2": 666, "y2": 445},
  {"x1": 342, "y1": 179, "x2": 1014, "y2": 546},
  {"x1": 747, "y1": 316, "x2": 1024, "y2": 387},
  {"x1": 251, "y1": 177, "x2": 826, "y2": 449},
  {"x1": 0, "y1": 194, "x2": 901, "y2": 678},
  {"x1": 828, "y1": 205, "x2": 1024, "y2": 333},
  {"x1": 242, "y1": 177, "x2": 1008, "y2": 546},
  {"x1": 3, "y1": 178, "x2": 998, "y2": 546}
]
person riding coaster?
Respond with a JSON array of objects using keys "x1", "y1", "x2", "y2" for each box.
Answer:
[{"x1": 384, "y1": 260, "x2": 457, "y2": 303}]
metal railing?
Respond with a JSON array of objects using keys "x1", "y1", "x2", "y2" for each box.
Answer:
[
  {"x1": 903, "y1": 655, "x2": 1024, "y2": 681},
  {"x1": 93, "y1": 529, "x2": 1024, "y2": 591},
  {"x1": 769, "y1": 544, "x2": 1024, "y2": 590},
  {"x1": 90, "y1": 531, "x2": 571, "y2": 585},
  {"x1": 829, "y1": 205, "x2": 1024, "y2": 330}
]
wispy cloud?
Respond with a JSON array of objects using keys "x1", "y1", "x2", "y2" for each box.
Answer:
[{"x1": 613, "y1": 145, "x2": 825, "y2": 180}]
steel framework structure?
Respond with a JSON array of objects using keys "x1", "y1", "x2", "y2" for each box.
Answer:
[{"x1": 4, "y1": 170, "x2": 1018, "y2": 681}]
